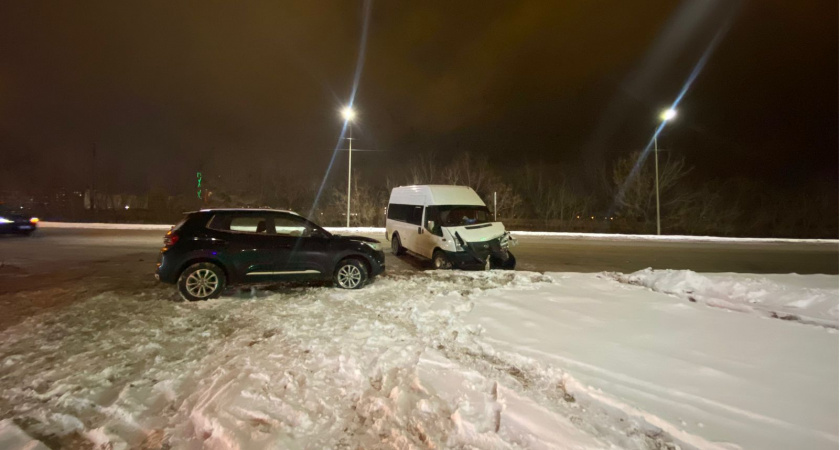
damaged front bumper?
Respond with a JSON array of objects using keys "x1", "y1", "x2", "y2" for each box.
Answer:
[{"x1": 447, "y1": 231, "x2": 517, "y2": 270}]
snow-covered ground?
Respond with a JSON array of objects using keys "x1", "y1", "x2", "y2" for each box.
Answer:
[{"x1": 0, "y1": 270, "x2": 836, "y2": 449}]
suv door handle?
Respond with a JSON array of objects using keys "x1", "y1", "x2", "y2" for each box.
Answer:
[{"x1": 417, "y1": 227, "x2": 422, "y2": 234}]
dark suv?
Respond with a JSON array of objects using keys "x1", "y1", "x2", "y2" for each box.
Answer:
[{"x1": 156, "y1": 209, "x2": 385, "y2": 300}]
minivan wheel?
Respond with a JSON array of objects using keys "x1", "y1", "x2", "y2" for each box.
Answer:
[
  {"x1": 432, "y1": 250, "x2": 453, "y2": 270},
  {"x1": 391, "y1": 233, "x2": 405, "y2": 256},
  {"x1": 334, "y1": 258, "x2": 368, "y2": 289},
  {"x1": 178, "y1": 262, "x2": 226, "y2": 301}
]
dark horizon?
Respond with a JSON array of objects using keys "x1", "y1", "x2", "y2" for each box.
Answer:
[{"x1": 0, "y1": 1, "x2": 836, "y2": 198}]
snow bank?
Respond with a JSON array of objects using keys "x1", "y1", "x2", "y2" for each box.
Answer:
[
  {"x1": 1, "y1": 270, "x2": 836, "y2": 449},
  {"x1": 612, "y1": 268, "x2": 840, "y2": 328},
  {"x1": 39, "y1": 221, "x2": 173, "y2": 230},
  {"x1": 511, "y1": 230, "x2": 837, "y2": 244},
  {"x1": 324, "y1": 226, "x2": 386, "y2": 235},
  {"x1": 40, "y1": 222, "x2": 837, "y2": 244}
]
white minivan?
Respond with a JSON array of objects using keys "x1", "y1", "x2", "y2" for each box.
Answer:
[{"x1": 385, "y1": 185, "x2": 516, "y2": 270}]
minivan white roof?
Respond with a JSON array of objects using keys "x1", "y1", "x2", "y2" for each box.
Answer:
[{"x1": 389, "y1": 185, "x2": 485, "y2": 206}]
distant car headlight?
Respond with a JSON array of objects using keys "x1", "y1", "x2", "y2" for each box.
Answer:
[
  {"x1": 0, "y1": 217, "x2": 12, "y2": 223},
  {"x1": 362, "y1": 241, "x2": 382, "y2": 251}
]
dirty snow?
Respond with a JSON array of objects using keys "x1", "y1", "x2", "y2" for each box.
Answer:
[{"x1": 0, "y1": 270, "x2": 836, "y2": 449}]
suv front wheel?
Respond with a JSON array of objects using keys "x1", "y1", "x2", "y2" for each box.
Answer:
[
  {"x1": 334, "y1": 258, "x2": 368, "y2": 289},
  {"x1": 178, "y1": 262, "x2": 226, "y2": 301}
]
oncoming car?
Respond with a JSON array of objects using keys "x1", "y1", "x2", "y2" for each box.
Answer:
[
  {"x1": 155, "y1": 209, "x2": 385, "y2": 301},
  {"x1": 0, "y1": 207, "x2": 39, "y2": 236}
]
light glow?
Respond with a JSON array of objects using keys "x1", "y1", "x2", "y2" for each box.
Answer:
[
  {"x1": 0, "y1": 217, "x2": 12, "y2": 223},
  {"x1": 660, "y1": 108, "x2": 677, "y2": 122},
  {"x1": 341, "y1": 106, "x2": 356, "y2": 122},
  {"x1": 30, "y1": 217, "x2": 39, "y2": 223}
]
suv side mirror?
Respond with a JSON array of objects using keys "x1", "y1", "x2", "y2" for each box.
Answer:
[{"x1": 427, "y1": 220, "x2": 435, "y2": 231}]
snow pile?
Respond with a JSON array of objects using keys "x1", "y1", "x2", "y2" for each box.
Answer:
[
  {"x1": 612, "y1": 268, "x2": 839, "y2": 328},
  {"x1": 467, "y1": 272, "x2": 838, "y2": 450},
  {"x1": 1, "y1": 270, "x2": 836, "y2": 449},
  {"x1": 511, "y1": 231, "x2": 837, "y2": 244},
  {"x1": 0, "y1": 272, "x2": 622, "y2": 449}
]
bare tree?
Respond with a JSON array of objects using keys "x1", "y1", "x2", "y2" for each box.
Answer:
[
  {"x1": 612, "y1": 150, "x2": 692, "y2": 231},
  {"x1": 327, "y1": 174, "x2": 387, "y2": 226}
]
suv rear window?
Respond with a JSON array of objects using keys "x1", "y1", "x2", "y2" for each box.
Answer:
[{"x1": 208, "y1": 215, "x2": 271, "y2": 234}]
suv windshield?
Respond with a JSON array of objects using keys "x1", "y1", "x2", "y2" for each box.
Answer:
[{"x1": 433, "y1": 205, "x2": 492, "y2": 227}]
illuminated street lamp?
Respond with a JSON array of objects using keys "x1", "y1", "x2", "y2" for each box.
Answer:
[
  {"x1": 654, "y1": 108, "x2": 676, "y2": 235},
  {"x1": 342, "y1": 106, "x2": 356, "y2": 227}
]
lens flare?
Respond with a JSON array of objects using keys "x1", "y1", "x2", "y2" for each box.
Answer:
[{"x1": 308, "y1": 0, "x2": 373, "y2": 220}]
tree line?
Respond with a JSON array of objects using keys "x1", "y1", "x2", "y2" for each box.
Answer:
[{"x1": 13, "y1": 151, "x2": 837, "y2": 238}]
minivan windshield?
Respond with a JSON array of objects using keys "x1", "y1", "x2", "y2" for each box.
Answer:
[{"x1": 434, "y1": 205, "x2": 492, "y2": 227}]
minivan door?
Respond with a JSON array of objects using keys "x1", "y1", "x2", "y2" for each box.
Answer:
[
  {"x1": 414, "y1": 206, "x2": 441, "y2": 259},
  {"x1": 403, "y1": 204, "x2": 424, "y2": 253}
]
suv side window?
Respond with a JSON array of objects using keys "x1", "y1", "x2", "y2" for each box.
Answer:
[
  {"x1": 208, "y1": 214, "x2": 272, "y2": 234},
  {"x1": 274, "y1": 214, "x2": 310, "y2": 237}
]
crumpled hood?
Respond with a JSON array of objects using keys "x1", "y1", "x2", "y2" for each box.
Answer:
[{"x1": 444, "y1": 222, "x2": 506, "y2": 243}]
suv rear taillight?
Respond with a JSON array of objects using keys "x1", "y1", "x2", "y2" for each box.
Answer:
[{"x1": 164, "y1": 230, "x2": 180, "y2": 246}]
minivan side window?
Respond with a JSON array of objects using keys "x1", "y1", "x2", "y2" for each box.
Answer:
[
  {"x1": 424, "y1": 206, "x2": 442, "y2": 236},
  {"x1": 388, "y1": 203, "x2": 424, "y2": 225}
]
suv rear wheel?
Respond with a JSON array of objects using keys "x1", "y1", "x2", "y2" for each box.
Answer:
[
  {"x1": 178, "y1": 262, "x2": 226, "y2": 301},
  {"x1": 334, "y1": 258, "x2": 368, "y2": 289}
]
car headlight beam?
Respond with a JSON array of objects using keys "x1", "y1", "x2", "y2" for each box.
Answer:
[{"x1": 363, "y1": 241, "x2": 382, "y2": 251}]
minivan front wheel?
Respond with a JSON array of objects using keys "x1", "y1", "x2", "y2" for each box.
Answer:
[
  {"x1": 432, "y1": 250, "x2": 453, "y2": 270},
  {"x1": 178, "y1": 262, "x2": 226, "y2": 301},
  {"x1": 391, "y1": 233, "x2": 405, "y2": 256},
  {"x1": 334, "y1": 258, "x2": 369, "y2": 289}
]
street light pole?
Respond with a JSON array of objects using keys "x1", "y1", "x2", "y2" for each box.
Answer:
[
  {"x1": 654, "y1": 135, "x2": 661, "y2": 235},
  {"x1": 341, "y1": 106, "x2": 356, "y2": 228},
  {"x1": 346, "y1": 126, "x2": 352, "y2": 228},
  {"x1": 655, "y1": 108, "x2": 676, "y2": 236}
]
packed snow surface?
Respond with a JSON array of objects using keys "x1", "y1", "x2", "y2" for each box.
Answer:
[{"x1": 0, "y1": 270, "x2": 836, "y2": 449}]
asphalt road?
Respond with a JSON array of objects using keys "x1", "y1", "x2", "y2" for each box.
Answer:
[
  {"x1": 0, "y1": 227, "x2": 836, "y2": 330},
  {"x1": 1, "y1": 227, "x2": 836, "y2": 278}
]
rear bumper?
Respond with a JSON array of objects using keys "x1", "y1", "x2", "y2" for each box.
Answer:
[{"x1": 155, "y1": 253, "x2": 179, "y2": 284}]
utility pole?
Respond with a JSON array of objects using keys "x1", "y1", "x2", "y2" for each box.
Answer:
[
  {"x1": 654, "y1": 136, "x2": 661, "y2": 235},
  {"x1": 346, "y1": 127, "x2": 353, "y2": 227},
  {"x1": 340, "y1": 106, "x2": 356, "y2": 227},
  {"x1": 90, "y1": 142, "x2": 96, "y2": 212}
]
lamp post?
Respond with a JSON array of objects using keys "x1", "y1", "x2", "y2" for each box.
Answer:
[
  {"x1": 655, "y1": 108, "x2": 677, "y2": 235},
  {"x1": 341, "y1": 106, "x2": 356, "y2": 227}
]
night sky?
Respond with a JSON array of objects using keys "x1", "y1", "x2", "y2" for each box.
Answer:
[{"x1": 0, "y1": 0, "x2": 835, "y2": 195}]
